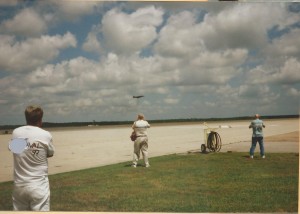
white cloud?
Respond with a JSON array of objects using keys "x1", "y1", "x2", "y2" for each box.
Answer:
[
  {"x1": 0, "y1": 32, "x2": 77, "y2": 73},
  {"x1": 190, "y1": 49, "x2": 248, "y2": 68},
  {"x1": 246, "y1": 57, "x2": 300, "y2": 85},
  {"x1": 154, "y1": 10, "x2": 249, "y2": 87},
  {"x1": 102, "y1": 6, "x2": 164, "y2": 55},
  {"x1": 0, "y1": 2, "x2": 299, "y2": 124},
  {"x1": 266, "y1": 28, "x2": 300, "y2": 61},
  {"x1": 26, "y1": 64, "x2": 66, "y2": 87},
  {"x1": 245, "y1": 65, "x2": 271, "y2": 84},
  {"x1": 272, "y1": 58, "x2": 300, "y2": 84},
  {"x1": 82, "y1": 26, "x2": 103, "y2": 54},
  {"x1": 173, "y1": 48, "x2": 247, "y2": 86},
  {"x1": 0, "y1": 8, "x2": 47, "y2": 36},
  {"x1": 286, "y1": 87, "x2": 300, "y2": 97},
  {"x1": 42, "y1": 0, "x2": 102, "y2": 22},
  {"x1": 164, "y1": 98, "x2": 179, "y2": 104},
  {"x1": 199, "y1": 4, "x2": 288, "y2": 50},
  {"x1": 236, "y1": 84, "x2": 281, "y2": 115},
  {"x1": 154, "y1": 11, "x2": 202, "y2": 58},
  {"x1": 204, "y1": 101, "x2": 216, "y2": 107},
  {"x1": 238, "y1": 84, "x2": 280, "y2": 107},
  {"x1": 239, "y1": 84, "x2": 270, "y2": 98}
]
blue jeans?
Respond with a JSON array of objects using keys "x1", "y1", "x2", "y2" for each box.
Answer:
[{"x1": 250, "y1": 137, "x2": 265, "y2": 156}]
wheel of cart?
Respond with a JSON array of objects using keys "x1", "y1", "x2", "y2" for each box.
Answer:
[
  {"x1": 201, "y1": 123, "x2": 222, "y2": 153},
  {"x1": 201, "y1": 143, "x2": 206, "y2": 153}
]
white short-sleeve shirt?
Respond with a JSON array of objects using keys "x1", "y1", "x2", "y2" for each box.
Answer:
[
  {"x1": 133, "y1": 120, "x2": 150, "y2": 137},
  {"x1": 11, "y1": 125, "x2": 54, "y2": 185}
]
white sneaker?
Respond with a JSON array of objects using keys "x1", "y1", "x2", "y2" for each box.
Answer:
[
  {"x1": 145, "y1": 164, "x2": 150, "y2": 168},
  {"x1": 250, "y1": 155, "x2": 254, "y2": 159},
  {"x1": 132, "y1": 164, "x2": 137, "y2": 168},
  {"x1": 262, "y1": 155, "x2": 265, "y2": 159}
]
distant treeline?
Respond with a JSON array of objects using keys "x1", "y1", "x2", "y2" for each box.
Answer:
[{"x1": 0, "y1": 115, "x2": 298, "y2": 131}]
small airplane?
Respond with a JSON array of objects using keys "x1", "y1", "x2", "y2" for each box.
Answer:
[{"x1": 133, "y1": 95, "x2": 144, "y2": 98}]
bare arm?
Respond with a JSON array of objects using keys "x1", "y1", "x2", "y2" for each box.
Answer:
[{"x1": 132, "y1": 121, "x2": 136, "y2": 130}]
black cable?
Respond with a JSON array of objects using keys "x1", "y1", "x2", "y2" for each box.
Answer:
[{"x1": 207, "y1": 131, "x2": 222, "y2": 152}]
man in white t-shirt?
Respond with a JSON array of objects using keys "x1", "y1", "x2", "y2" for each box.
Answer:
[
  {"x1": 9, "y1": 105, "x2": 55, "y2": 211},
  {"x1": 249, "y1": 114, "x2": 265, "y2": 159},
  {"x1": 132, "y1": 114, "x2": 150, "y2": 168}
]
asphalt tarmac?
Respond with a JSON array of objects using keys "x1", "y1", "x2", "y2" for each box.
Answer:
[{"x1": 0, "y1": 118, "x2": 298, "y2": 182}]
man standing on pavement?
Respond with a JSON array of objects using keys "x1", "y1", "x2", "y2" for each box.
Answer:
[
  {"x1": 249, "y1": 114, "x2": 265, "y2": 159},
  {"x1": 132, "y1": 113, "x2": 150, "y2": 168},
  {"x1": 9, "y1": 105, "x2": 55, "y2": 211}
]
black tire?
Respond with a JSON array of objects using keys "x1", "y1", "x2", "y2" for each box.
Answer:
[{"x1": 201, "y1": 144, "x2": 206, "y2": 153}]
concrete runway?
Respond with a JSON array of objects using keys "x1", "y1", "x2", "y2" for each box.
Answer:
[{"x1": 0, "y1": 118, "x2": 298, "y2": 182}]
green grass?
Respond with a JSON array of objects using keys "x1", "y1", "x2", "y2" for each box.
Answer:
[{"x1": 0, "y1": 152, "x2": 298, "y2": 212}]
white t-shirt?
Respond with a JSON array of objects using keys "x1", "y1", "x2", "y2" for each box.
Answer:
[
  {"x1": 11, "y1": 125, "x2": 54, "y2": 185},
  {"x1": 133, "y1": 120, "x2": 150, "y2": 137}
]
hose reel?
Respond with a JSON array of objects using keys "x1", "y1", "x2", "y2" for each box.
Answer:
[{"x1": 201, "y1": 123, "x2": 222, "y2": 153}]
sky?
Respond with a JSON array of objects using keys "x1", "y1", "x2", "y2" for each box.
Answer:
[{"x1": 0, "y1": 1, "x2": 299, "y2": 125}]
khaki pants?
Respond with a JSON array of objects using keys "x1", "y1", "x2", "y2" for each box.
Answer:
[{"x1": 133, "y1": 136, "x2": 149, "y2": 166}]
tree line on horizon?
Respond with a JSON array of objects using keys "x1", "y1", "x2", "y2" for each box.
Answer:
[{"x1": 0, "y1": 114, "x2": 298, "y2": 131}]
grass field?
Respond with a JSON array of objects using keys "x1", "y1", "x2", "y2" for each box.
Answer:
[{"x1": 0, "y1": 152, "x2": 298, "y2": 212}]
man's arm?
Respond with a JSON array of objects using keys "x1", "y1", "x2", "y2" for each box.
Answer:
[
  {"x1": 132, "y1": 121, "x2": 136, "y2": 130},
  {"x1": 146, "y1": 121, "x2": 150, "y2": 128},
  {"x1": 249, "y1": 123, "x2": 253, "y2": 128},
  {"x1": 47, "y1": 139, "x2": 55, "y2": 158}
]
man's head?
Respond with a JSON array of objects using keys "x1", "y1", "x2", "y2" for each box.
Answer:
[
  {"x1": 137, "y1": 113, "x2": 145, "y2": 120},
  {"x1": 255, "y1": 114, "x2": 260, "y2": 119},
  {"x1": 25, "y1": 105, "x2": 43, "y2": 127}
]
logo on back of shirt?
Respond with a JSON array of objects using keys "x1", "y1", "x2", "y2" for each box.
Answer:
[
  {"x1": 254, "y1": 124, "x2": 263, "y2": 133},
  {"x1": 28, "y1": 141, "x2": 42, "y2": 155}
]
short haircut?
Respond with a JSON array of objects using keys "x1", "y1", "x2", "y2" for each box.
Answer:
[
  {"x1": 137, "y1": 114, "x2": 145, "y2": 120},
  {"x1": 25, "y1": 105, "x2": 43, "y2": 124}
]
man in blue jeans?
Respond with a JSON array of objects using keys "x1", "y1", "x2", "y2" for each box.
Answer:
[{"x1": 249, "y1": 114, "x2": 266, "y2": 159}]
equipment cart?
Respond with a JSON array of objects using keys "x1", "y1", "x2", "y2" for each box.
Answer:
[{"x1": 201, "y1": 122, "x2": 222, "y2": 153}]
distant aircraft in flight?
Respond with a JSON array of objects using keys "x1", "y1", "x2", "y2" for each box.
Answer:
[{"x1": 133, "y1": 95, "x2": 144, "y2": 98}]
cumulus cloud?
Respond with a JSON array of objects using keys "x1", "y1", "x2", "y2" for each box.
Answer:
[
  {"x1": 238, "y1": 84, "x2": 280, "y2": 111},
  {"x1": 239, "y1": 85, "x2": 270, "y2": 98},
  {"x1": 187, "y1": 48, "x2": 248, "y2": 86},
  {"x1": 199, "y1": 4, "x2": 287, "y2": 51},
  {"x1": 271, "y1": 58, "x2": 300, "y2": 84},
  {"x1": 0, "y1": 8, "x2": 47, "y2": 37},
  {"x1": 190, "y1": 49, "x2": 248, "y2": 68},
  {"x1": 102, "y1": 6, "x2": 164, "y2": 55},
  {"x1": 0, "y1": 2, "x2": 299, "y2": 124},
  {"x1": 266, "y1": 28, "x2": 300, "y2": 60},
  {"x1": 154, "y1": 10, "x2": 249, "y2": 87},
  {"x1": 204, "y1": 101, "x2": 216, "y2": 107},
  {"x1": 164, "y1": 98, "x2": 179, "y2": 104},
  {"x1": 246, "y1": 57, "x2": 300, "y2": 85},
  {"x1": 0, "y1": 32, "x2": 77, "y2": 73},
  {"x1": 286, "y1": 87, "x2": 300, "y2": 97},
  {"x1": 154, "y1": 11, "x2": 203, "y2": 58},
  {"x1": 82, "y1": 26, "x2": 103, "y2": 54},
  {"x1": 40, "y1": 0, "x2": 103, "y2": 22}
]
